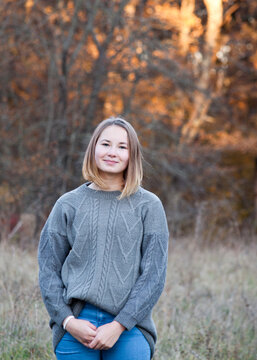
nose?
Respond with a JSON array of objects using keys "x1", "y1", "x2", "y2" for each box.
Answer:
[{"x1": 106, "y1": 146, "x2": 117, "y2": 157}]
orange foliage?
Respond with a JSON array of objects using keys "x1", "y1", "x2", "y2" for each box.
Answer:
[{"x1": 0, "y1": 0, "x2": 256, "y2": 231}]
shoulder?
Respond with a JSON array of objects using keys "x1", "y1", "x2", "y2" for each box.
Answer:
[
  {"x1": 135, "y1": 187, "x2": 169, "y2": 234},
  {"x1": 129, "y1": 186, "x2": 165, "y2": 217},
  {"x1": 136, "y1": 186, "x2": 163, "y2": 205},
  {"x1": 56, "y1": 183, "x2": 86, "y2": 210}
]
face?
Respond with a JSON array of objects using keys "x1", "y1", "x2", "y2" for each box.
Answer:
[{"x1": 94, "y1": 125, "x2": 129, "y2": 177}]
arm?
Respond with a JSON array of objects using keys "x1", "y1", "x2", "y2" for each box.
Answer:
[
  {"x1": 113, "y1": 198, "x2": 169, "y2": 330},
  {"x1": 38, "y1": 200, "x2": 73, "y2": 327},
  {"x1": 38, "y1": 200, "x2": 98, "y2": 345}
]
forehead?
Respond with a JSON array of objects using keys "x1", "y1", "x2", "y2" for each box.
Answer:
[{"x1": 98, "y1": 125, "x2": 128, "y2": 142}]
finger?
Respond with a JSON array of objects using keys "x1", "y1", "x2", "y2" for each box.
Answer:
[
  {"x1": 90, "y1": 338, "x2": 104, "y2": 350},
  {"x1": 86, "y1": 328, "x2": 97, "y2": 336},
  {"x1": 86, "y1": 321, "x2": 97, "y2": 330},
  {"x1": 100, "y1": 345, "x2": 109, "y2": 350},
  {"x1": 94, "y1": 340, "x2": 109, "y2": 351},
  {"x1": 87, "y1": 338, "x2": 98, "y2": 349},
  {"x1": 85, "y1": 334, "x2": 96, "y2": 342}
]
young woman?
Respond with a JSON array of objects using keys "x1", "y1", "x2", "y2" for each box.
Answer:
[{"x1": 38, "y1": 116, "x2": 169, "y2": 360}]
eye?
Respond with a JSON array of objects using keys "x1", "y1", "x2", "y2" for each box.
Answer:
[
  {"x1": 119, "y1": 145, "x2": 127, "y2": 149},
  {"x1": 102, "y1": 143, "x2": 109, "y2": 147}
]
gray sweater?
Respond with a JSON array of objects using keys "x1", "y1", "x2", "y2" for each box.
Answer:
[{"x1": 38, "y1": 182, "x2": 169, "y2": 357}]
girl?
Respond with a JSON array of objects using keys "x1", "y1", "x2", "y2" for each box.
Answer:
[{"x1": 38, "y1": 116, "x2": 169, "y2": 360}]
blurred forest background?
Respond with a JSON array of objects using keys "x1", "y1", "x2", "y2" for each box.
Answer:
[
  {"x1": 1, "y1": 0, "x2": 257, "y2": 245},
  {"x1": 1, "y1": 1, "x2": 257, "y2": 359}
]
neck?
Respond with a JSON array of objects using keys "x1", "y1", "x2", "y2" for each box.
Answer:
[{"x1": 93, "y1": 173, "x2": 124, "y2": 191}]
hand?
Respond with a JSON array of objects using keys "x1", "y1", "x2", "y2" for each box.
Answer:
[
  {"x1": 88, "y1": 321, "x2": 126, "y2": 350},
  {"x1": 65, "y1": 318, "x2": 97, "y2": 346}
]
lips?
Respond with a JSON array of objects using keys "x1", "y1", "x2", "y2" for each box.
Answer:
[{"x1": 104, "y1": 160, "x2": 118, "y2": 165}]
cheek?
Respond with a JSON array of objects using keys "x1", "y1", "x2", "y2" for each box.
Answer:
[
  {"x1": 94, "y1": 147, "x2": 104, "y2": 167},
  {"x1": 123, "y1": 151, "x2": 129, "y2": 166},
  {"x1": 95, "y1": 145, "x2": 104, "y2": 160}
]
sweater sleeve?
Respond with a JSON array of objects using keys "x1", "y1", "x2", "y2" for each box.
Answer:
[
  {"x1": 114, "y1": 197, "x2": 169, "y2": 330},
  {"x1": 38, "y1": 200, "x2": 73, "y2": 327}
]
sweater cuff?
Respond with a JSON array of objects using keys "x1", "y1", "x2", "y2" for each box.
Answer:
[
  {"x1": 113, "y1": 311, "x2": 137, "y2": 331},
  {"x1": 54, "y1": 305, "x2": 74, "y2": 327}
]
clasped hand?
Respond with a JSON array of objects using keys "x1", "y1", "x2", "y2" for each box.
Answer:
[{"x1": 66, "y1": 318, "x2": 126, "y2": 350}]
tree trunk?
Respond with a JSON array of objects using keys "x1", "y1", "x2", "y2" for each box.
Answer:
[
  {"x1": 254, "y1": 157, "x2": 257, "y2": 231},
  {"x1": 181, "y1": 0, "x2": 223, "y2": 142},
  {"x1": 179, "y1": 0, "x2": 195, "y2": 55}
]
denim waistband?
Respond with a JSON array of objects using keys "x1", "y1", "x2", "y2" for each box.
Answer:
[{"x1": 78, "y1": 302, "x2": 115, "y2": 325}]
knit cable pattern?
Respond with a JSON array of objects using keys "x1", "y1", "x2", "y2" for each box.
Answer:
[{"x1": 38, "y1": 183, "x2": 169, "y2": 358}]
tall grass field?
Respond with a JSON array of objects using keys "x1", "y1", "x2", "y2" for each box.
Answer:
[{"x1": 0, "y1": 239, "x2": 256, "y2": 359}]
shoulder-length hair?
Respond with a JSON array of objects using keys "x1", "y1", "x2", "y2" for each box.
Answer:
[{"x1": 82, "y1": 116, "x2": 143, "y2": 199}]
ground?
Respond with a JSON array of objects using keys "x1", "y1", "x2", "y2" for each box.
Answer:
[{"x1": 0, "y1": 238, "x2": 256, "y2": 359}]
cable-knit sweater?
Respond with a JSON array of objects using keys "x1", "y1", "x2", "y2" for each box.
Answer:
[{"x1": 38, "y1": 182, "x2": 169, "y2": 357}]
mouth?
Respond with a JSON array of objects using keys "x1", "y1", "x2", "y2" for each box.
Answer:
[{"x1": 103, "y1": 160, "x2": 118, "y2": 164}]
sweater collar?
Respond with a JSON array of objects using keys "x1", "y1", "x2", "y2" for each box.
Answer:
[{"x1": 83, "y1": 182, "x2": 122, "y2": 200}]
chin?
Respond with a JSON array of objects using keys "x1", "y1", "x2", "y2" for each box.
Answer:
[{"x1": 100, "y1": 168, "x2": 124, "y2": 176}]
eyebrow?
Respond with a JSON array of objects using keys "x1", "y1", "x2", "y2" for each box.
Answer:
[{"x1": 100, "y1": 139, "x2": 128, "y2": 145}]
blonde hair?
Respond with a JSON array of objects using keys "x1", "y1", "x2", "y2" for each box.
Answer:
[{"x1": 82, "y1": 116, "x2": 143, "y2": 199}]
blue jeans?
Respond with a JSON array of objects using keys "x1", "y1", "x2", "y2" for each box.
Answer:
[{"x1": 55, "y1": 303, "x2": 151, "y2": 360}]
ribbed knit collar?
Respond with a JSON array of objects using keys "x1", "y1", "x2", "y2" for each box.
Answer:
[{"x1": 83, "y1": 182, "x2": 122, "y2": 200}]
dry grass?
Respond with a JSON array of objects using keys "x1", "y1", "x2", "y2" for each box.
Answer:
[
  {"x1": 0, "y1": 242, "x2": 53, "y2": 359},
  {"x1": 0, "y1": 238, "x2": 256, "y2": 359},
  {"x1": 154, "y1": 239, "x2": 257, "y2": 359}
]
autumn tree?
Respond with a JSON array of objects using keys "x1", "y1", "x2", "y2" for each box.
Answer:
[{"x1": 0, "y1": 0, "x2": 256, "y2": 242}]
